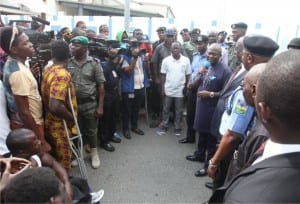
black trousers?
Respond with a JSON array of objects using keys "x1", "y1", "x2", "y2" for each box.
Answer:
[
  {"x1": 195, "y1": 132, "x2": 218, "y2": 166},
  {"x1": 98, "y1": 96, "x2": 119, "y2": 144},
  {"x1": 121, "y1": 88, "x2": 145, "y2": 131},
  {"x1": 185, "y1": 90, "x2": 197, "y2": 141}
]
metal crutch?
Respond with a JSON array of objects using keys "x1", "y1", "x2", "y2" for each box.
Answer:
[{"x1": 63, "y1": 87, "x2": 88, "y2": 181}]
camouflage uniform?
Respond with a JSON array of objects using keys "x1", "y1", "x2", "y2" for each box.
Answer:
[
  {"x1": 227, "y1": 42, "x2": 240, "y2": 72},
  {"x1": 182, "y1": 41, "x2": 197, "y2": 63},
  {"x1": 68, "y1": 56, "x2": 105, "y2": 148}
]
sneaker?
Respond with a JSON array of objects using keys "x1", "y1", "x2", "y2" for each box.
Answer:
[
  {"x1": 156, "y1": 125, "x2": 167, "y2": 136},
  {"x1": 174, "y1": 129, "x2": 182, "y2": 136},
  {"x1": 90, "y1": 189, "x2": 104, "y2": 203}
]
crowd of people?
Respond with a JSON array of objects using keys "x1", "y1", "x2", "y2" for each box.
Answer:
[{"x1": 0, "y1": 15, "x2": 300, "y2": 203}]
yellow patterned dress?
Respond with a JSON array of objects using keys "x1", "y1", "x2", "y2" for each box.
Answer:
[{"x1": 41, "y1": 64, "x2": 78, "y2": 173}]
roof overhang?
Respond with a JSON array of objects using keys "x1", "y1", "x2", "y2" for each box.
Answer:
[{"x1": 57, "y1": 0, "x2": 164, "y2": 17}]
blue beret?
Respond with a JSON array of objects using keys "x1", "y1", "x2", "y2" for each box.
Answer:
[
  {"x1": 231, "y1": 22, "x2": 248, "y2": 29},
  {"x1": 243, "y1": 35, "x2": 279, "y2": 57},
  {"x1": 70, "y1": 36, "x2": 89, "y2": 45}
]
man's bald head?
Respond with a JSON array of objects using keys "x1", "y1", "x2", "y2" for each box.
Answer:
[{"x1": 243, "y1": 63, "x2": 266, "y2": 106}]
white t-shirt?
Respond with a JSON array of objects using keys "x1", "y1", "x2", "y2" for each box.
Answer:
[
  {"x1": 161, "y1": 54, "x2": 192, "y2": 97},
  {"x1": 0, "y1": 81, "x2": 10, "y2": 155}
]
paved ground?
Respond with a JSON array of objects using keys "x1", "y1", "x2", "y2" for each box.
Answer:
[{"x1": 72, "y1": 115, "x2": 212, "y2": 203}]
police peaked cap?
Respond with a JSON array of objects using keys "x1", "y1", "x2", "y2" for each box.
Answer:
[
  {"x1": 156, "y1": 26, "x2": 166, "y2": 32},
  {"x1": 287, "y1": 37, "x2": 300, "y2": 49},
  {"x1": 231, "y1": 22, "x2": 248, "y2": 29}
]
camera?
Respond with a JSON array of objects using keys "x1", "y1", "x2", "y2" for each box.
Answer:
[{"x1": 88, "y1": 38, "x2": 121, "y2": 60}]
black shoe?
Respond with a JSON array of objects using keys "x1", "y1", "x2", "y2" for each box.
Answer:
[
  {"x1": 123, "y1": 130, "x2": 131, "y2": 139},
  {"x1": 205, "y1": 182, "x2": 214, "y2": 190},
  {"x1": 195, "y1": 168, "x2": 207, "y2": 177},
  {"x1": 185, "y1": 155, "x2": 205, "y2": 162},
  {"x1": 111, "y1": 136, "x2": 121, "y2": 143},
  {"x1": 131, "y1": 128, "x2": 144, "y2": 135},
  {"x1": 178, "y1": 138, "x2": 195, "y2": 144},
  {"x1": 101, "y1": 143, "x2": 115, "y2": 152}
]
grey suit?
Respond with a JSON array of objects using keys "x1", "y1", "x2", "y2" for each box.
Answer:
[{"x1": 209, "y1": 152, "x2": 300, "y2": 203}]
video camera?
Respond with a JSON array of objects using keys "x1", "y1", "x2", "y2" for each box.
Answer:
[{"x1": 88, "y1": 38, "x2": 121, "y2": 60}]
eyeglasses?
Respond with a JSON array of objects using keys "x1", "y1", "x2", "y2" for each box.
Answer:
[{"x1": 9, "y1": 24, "x2": 19, "y2": 49}]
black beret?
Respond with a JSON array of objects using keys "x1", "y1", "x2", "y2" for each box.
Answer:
[
  {"x1": 180, "y1": 28, "x2": 189, "y2": 35},
  {"x1": 190, "y1": 28, "x2": 201, "y2": 35},
  {"x1": 231, "y1": 22, "x2": 248, "y2": 29},
  {"x1": 243, "y1": 35, "x2": 279, "y2": 57},
  {"x1": 287, "y1": 37, "x2": 300, "y2": 49},
  {"x1": 156, "y1": 26, "x2": 166, "y2": 32},
  {"x1": 195, "y1": 35, "x2": 208, "y2": 43}
]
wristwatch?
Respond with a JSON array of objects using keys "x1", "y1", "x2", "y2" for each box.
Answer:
[
  {"x1": 209, "y1": 159, "x2": 218, "y2": 169},
  {"x1": 209, "y1": 92, "x2": 215, "y2": 98}
]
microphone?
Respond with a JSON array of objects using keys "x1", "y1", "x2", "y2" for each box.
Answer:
[{"x1": 203, "y1": 60, "x2": 211, "y2": 69}]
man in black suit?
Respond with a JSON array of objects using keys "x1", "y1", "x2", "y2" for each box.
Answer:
[
  {"x1": 209, "y1": 49, "x2": 300, "y2": 203},
  {"x1": 205, "y1": 35, "x2": 279, "y2": 188}
]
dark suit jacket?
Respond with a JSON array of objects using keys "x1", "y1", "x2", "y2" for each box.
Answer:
[
  {"x1": 210, "y1": 69, "x2": 247, "y2": 139},
  {"x1": 224, "y1": 118, "x2": 269, "y2": 183},
  {"x1": 209, "y1": 152, "x2": 300, "y2": 203}
]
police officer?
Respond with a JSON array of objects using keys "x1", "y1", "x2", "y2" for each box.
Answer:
[
  {"x1": 68, "y1": 36, "x2": 105, "y2": 169},
  {"x1": 179, "y1": 35, "x2": 209, "y2": 144}
]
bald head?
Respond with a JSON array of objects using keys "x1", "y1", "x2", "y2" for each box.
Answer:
[
  {"x1": 6, "y1": 128, "x2": 35, "y2": 154},
  {"x1": 207, "y1": 43, "x2": 222, "y2": 65},
  {"x1": 243, "y1": 63, "x2": 266, "y2": 106},
  {"x1": 256, "y1": 49, "x2": 300, "y2": 132}
]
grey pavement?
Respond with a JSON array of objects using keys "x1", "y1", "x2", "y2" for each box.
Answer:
[{"x1": 72, "y1": 115, "x2": 212, "y2": 203}]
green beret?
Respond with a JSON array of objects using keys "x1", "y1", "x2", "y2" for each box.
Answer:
[
  {"x1": 243, "y1": 35, "x2": 279, "y2": 57},
  {"x1": 70, "y1": 36, "x2": 89, "y2": 45}
]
